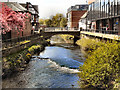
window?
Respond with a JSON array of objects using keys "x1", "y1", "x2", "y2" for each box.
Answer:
[{"x1": 76, "y1": 6, "x2": 79, "y2": 9}]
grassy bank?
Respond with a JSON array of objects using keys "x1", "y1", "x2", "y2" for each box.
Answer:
[
  {"x1": 2, "y1": 39, "x2": 48, "y2": 79},
  {"x1": 77, "y1": 38, "x2": 120, "y2": 89}
]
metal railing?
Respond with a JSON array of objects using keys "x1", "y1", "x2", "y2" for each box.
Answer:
[
  {"x1": 44, "y1": 27, "x2": 79, "y2": 32},
  {"x1": 81, "y1": 29, "x2": 119, "y2": 35},
  {"x1": 44, "y1": 27, "x2": 119, "y2": 35}
]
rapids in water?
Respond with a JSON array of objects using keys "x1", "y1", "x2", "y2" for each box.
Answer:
[{"x1": 2, "y1": 43, "x2": 86, "y2": 88}]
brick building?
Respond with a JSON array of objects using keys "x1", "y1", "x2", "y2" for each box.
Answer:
[
  {"x1": 2, "y1": 2, "x2": 32, "y2": 40},
  {"x1": 67, "y1": 4, "x2": 88, "y2": 29}
]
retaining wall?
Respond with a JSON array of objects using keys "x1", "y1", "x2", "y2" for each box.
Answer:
[{"x1": 2, "y1": 37, "x2": 44, "y2": 57}]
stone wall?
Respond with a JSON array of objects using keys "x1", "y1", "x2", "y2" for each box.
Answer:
[{"x1": 2, "y1": 37, "x2": 44, "y2": 57}]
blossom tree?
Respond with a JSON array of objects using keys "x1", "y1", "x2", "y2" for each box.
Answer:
[{"x1": 0, "y1": 2, "x2": 31, "y2": 35}]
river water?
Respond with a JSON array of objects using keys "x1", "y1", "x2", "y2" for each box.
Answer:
[{"x1": 2, "y1": 43, "x2": 86, "y2": 88}]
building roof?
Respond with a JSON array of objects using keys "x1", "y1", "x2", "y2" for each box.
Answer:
[
  {"x1": 20, "y1": 2, "x2": 39, "y2": 14},
  {"x1": 67, "y1": 4, "x2": 88, "y2": 12},
  {"x1": 33, "y1": 5, "x2": 39, "y2": 13},
  {"x1": 4, "y1": 2, "x2": 27, "y2": 12}
]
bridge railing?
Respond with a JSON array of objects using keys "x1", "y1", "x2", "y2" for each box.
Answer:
[
  {"x1": 44, "y1": 27, "x2": 79, "y2": 32},
  {"x1": 81, "y1": 29, "x2": 119, "y2": 35}
]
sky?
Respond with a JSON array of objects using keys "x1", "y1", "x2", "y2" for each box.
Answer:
[{"x1": 1, "y1": 0, "x2": 87, "y2": 19}]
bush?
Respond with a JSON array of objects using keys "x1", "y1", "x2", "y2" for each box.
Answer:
[
  {"x1": 19, "y1": 40, "x2": 30, "y2": 44},
  {"x1": 59, "y1": 34, "x2": 74, "y2": 43},
  {"x1": 2, "y1": 44, "x2": 44, "y2": 78},
  {"x1": 78, "y1": 39, "x2": 120, "y2": 89},
  {"x1": 76, "y1": 38, "x2": 105, "y2": 52},
  {"x1": 28, "y1": 45, "x2": 43, "y2": 54}
]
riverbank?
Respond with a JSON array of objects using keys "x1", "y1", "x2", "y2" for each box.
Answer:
[
  {"x1": 2, "y1": 38, "x2": 49, "y2": 79},
  {"x1": 76, "y1": 38, "x2": 120, "y2": 89},
  {"x1": 2, "y1": 43, "x2": 85, "y2": 88}
]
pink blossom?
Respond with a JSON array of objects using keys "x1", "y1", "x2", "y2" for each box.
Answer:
[{"x1": 0, "y1": 2, "x2": 31, "y2": 35}]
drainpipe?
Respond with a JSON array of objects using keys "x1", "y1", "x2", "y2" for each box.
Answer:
[{"x1": 26, "y1": 2, "x2": 29, "y2": 10}]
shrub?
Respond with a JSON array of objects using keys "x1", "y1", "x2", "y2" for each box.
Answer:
[
  {"x1": 28, "y1": 45, "x2": 42, "y2": 54},
  {"x1": 79, "y1": 40, "x2": 120, "y2": 89},
  {"x1": 19, "y1": 40, "x2": 30, "y2": 45},
  {"x1": 2, "y1": 44, "x2": 44, "y2": 78},
  {"x1": 76, "y1": 38, "x2": 105, "y2": 52},
  {"x1": 59, "y1": 34, "x2": 74, "y2": 43}
]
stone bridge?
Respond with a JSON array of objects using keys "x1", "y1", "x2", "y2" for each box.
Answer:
[{"x1": 41, "y1": 30, "x2": 80, "y2": 44}]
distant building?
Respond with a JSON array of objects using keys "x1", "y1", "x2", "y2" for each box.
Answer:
[
  {"x1": 79, "y1": 11, "x2": 91, "y2": 30},
  {"x1": 20, "y1": 2, "x2": 39, "y2": 34},
  {"x1": 87, "y1": 0, "x2": 120, "y2": 34},
  {"x1": 2, "y1": 2, "x2": 32, "y2": 40},
  {"x1": 67, "y1": 4, "x2": 88, "y2": 29}
]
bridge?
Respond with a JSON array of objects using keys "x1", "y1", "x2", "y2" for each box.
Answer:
[
  {"x1": 41, "y1": 27, "x2": 120, "y2": 44},
  {"x1": 41, "y1": 28, "x2": 80, "y2": 44}
]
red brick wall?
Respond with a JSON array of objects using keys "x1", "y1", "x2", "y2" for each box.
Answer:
[
  {"x1": 23, "y1": 18, "x2": 31, "y2": 36},
  {"x1": 71, "y1": 11, "x2": 87, "y2": 28},
  {"x1": 11, "y1": 18, "x2": 32, "y2": 39}
]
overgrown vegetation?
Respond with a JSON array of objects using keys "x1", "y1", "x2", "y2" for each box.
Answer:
[
  {"x1": 77, "y1": 38, "x2": 120, "y2": 89},
  {"x1": 76, "y1": 38, "x2": 105, "y2": 53},
  {"x1": 19, "y1": 40, "x2": 30, "y2": 45},
  {"x1": 59, "y1": 34, "x2": 74, "y2": 43},
  {"x1": 2, "y1": 44, "x2": 44, "y2": 78}
]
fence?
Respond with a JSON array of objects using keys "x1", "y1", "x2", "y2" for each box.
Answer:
[{"x1": 81, "y1": 29, "x2": 119, "y2": 35}]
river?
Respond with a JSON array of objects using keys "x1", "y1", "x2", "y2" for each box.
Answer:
[{"x1": 2, "y1": 43, "x2": 86, "y2": 88}]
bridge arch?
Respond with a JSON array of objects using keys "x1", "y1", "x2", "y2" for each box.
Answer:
[{"x1": 41, "y1": 31, "x2": 80, "y2": 44}]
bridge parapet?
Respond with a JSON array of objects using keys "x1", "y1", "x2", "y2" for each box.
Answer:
[{"x1": 44, "y1": 27, "x2": 79, "y2": 32}]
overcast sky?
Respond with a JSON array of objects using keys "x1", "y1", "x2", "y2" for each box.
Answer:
[{"x1": 1, "y1": 0, "x2": 87, "y2": 19}]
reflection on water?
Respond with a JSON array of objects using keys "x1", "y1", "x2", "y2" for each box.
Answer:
[{"x1": 2, "y1": 44, "x2": 86, "y2": 88}]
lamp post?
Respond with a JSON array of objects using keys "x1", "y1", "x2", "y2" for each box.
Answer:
[{"x1": 86, "y1": 0, "x2": 88, "y2": 31}]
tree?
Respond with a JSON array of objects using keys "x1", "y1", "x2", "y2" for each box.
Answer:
[
  {"x1": 39, "y1": 19, "x2": 44, "y2": 25},
  {"x1": 39, "y1": 13, "x2": 67, "y2": 28},
  {"x1": 44, "y1": 19, "x2": 52, "y2": 27},
  {"x1": 0, "y1": 2, "x2": 31, "y2": 35},
  {"x1": 60, "y1": 17, "x2": 67, "y2": 27},
  {"x1": 51, "y1": 13, "x2": 63, "y2": 27}
]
